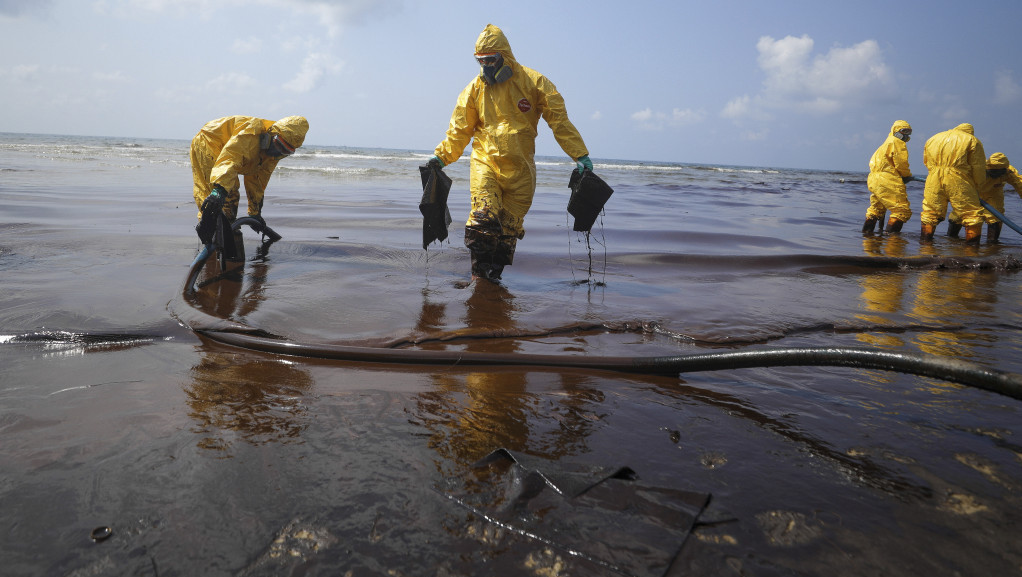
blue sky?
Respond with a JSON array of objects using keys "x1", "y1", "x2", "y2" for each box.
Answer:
[{"x1": 2, "y1": 0, "x2": 1020, "y2": 171}]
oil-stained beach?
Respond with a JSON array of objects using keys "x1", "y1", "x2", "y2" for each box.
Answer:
[{"x1": 2, "y1": 133, "x2": 1021, "y2": 576}]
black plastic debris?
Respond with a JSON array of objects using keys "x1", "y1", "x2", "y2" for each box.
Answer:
[
  {"x1": 419, "y1": 163, "x2": 453, "y2": 249},
  {"x1": 567, "y1": 169, "x2": 614, "y2": 232},
  {"x1": 444, "y1": 448, "x2": 710, "y2": 577}
]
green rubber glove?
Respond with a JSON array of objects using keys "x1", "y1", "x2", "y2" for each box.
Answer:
[
  {"x1": 429, "y1": 155, "x2": 445, "y2": 169},
  {"x1": 576, "y1": 155, "x2": 593, "y2": 173}
]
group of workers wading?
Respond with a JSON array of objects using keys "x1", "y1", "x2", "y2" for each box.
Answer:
[
  {"x1": 864, "y1": 120, "x2": 1022, "y2": 243},
  {"x1": 189, "y1": 24, "x2": 592, "y2": 283}
]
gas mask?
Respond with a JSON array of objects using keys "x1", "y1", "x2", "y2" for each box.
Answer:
[
  {"x1": 895, "y1": 128, "x2": 912, "y2": 142},
  {"x1": 477, "y1": 52, "x2": 512, "y2": 85},
  {"x1": 260, "y1": 132, "x2": 296, "y2": 157}
]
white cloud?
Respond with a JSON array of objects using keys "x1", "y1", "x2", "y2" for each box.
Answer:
[
  {"x1": 288, "y1": 0, "x2": 399, "y2": 37},
  {"x1": 631, "y1": 108, "x2": 653, "y2": 122},
  {"x1": 720, "y1": 94, "x2": 773, "y2": 122},
  {"x1": 156, "y1": 71, "x2": 259, "y2": 103},
  {"x1": 10, "y1": 64, "x2": 39, "y2": 81},
  {"x1": 93, "y1": 70, "x2": 128, "y2": 82},
  {"x1": 940, "y1": 103, "x2": 970, "y2": 123},
  {"x1": 994, "y1": 70, "x2": 1021, "y2": 105},
  {"x1": 631, "y1": 106, "x2": 704, "y2": 130},
  {"x1": 231, "y1": 36, "x2": 262, "y2": 55},
  {"x1": 206, "y1": 72, "x2": 258, "y2": 93},
  {"x1": 590, "y1": 110, "x2": 602, "y2": 121},
  {"x1": 758, "y1": 35, "x2": 893, "y2": 110},
  {"x1": 726, "y1": 34, "x2": 894, "y2": 123},
  {"x1": 284, "y1": 52, "x2": 343, "y2": 93},
  {"x1": 671, "y1": 108, "x2": 703, "y2": 124},
  {"x1": 721, "y1": 95, "x2": 751, "y2": 119}
]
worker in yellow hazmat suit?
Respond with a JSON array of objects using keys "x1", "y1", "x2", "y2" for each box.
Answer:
[
  {"x1": 191, "y1": 115, "x2": 309, "y2": 224},
  {"x1": 864, "y1": 120, "x2": 914, "y2": 233},
  {"x1": 979, "y1": 153, "x2": 1022, "y2": 242},
  {"x1": 429, "y1": 24, "x2": 592, "y2": 281},
  {"x1": 919, "y1": 123, "x2": 986, "y2": 242}
]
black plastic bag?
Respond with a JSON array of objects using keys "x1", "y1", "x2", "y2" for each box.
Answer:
[
  {"x1": 418, "y1": 163, "x2": 453, "y2": 249},
  {"x1": 567, "y1": 169, "x2": 614, "y2": 232}
]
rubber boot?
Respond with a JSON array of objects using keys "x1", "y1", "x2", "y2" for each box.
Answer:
[
  {"x1": 861, "y1": 218, "x2": 878, "y2": 233},
  {"x1": 470, "y1": 251, "x2": 503, "y2": 281},
  {"x1": 946, "y1": 221, "x2": 963, "y2": 238},
  {"x1": 884, "y1": 217, "x2": 904, "y2": 233},
  {"x1": 464, "y1": 217, "x2": 503, "y2": 281},
  {"x1": 920, "y1": 222, "x2": 936, "y2": 240},
  {"x1": 963, "y1": 223, "x2": 982, "y2": 243},
  {"x1": 988, "y1": 222, "x2": 1002, "y2": 243},
  {"x1": 226, "y1": 230, "x2": 245, "y2": 262}
]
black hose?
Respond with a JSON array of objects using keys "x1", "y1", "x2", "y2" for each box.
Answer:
[
  {"x1": 233, "y1": 216, "x2": 282, "y2": 242},
  {"x1": 184, "y1": 217, "x2": 282, "y2": 294},
  {"x1": 181, "y1": 227, "x2": 1022, "y2": 403},
  {"x1": 196, "y1": 330, "x2": 1022, "y2": 401},
  {"x1": 184, "y1": 243, "x2": 212, "y2": 295}
]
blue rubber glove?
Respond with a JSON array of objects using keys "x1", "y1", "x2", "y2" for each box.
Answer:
[
  {"x1": 576, "y1": 155, "x2": 593, "y2": 173},
  {"x1": 429, "y1": 155, "x2": 445, "y2": 168},
  {"x1": 201, "y1": 184, "x2": 226, "y2": 212}
]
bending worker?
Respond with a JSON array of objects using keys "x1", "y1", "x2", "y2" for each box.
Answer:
[
  {"x1": 863, "y1": 120, "x2": 914, "y2": 233},
  {"x1": 919, "y1": 123, "x2": 986, "y2": 242},
  {"x1": 429, "y1": 23, "x2": 592, "y2": 281},
  {"x1": 191, "y1": 115, "x2": 309, "y2": 228},
  {"x1": 947, "y1": 153, "x2": 1022, "y2": 242}
]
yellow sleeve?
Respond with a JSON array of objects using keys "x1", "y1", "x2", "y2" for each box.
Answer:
[
  {"x1": 892, "y1": 140, "x2": 911, "y2": 178},
  {"x1": 243, "y1": 160, "x2": 279, "y2": 216},
  {"x1": 209, "y1": 133, "x2": 260, "y2": 193},
  {"x1": 535, "y1": 74, "x2": 588, "y2": 160},
  {"x1": 1008, "y1": 167, "x2": 1022, "y2": 200},
  {"x1": 971, "y1": 140, "x2": 988, "y2": 187},
  {"x1": 433, "y1": 82, "x2": 479, "y2": 166}
]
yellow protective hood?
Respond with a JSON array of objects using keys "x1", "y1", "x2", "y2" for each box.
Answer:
[
  {"x1": 475, "y1": 24, "x2": 516, "y2": 62},
  {"x1": 271, "y1": 116, "x2": 310, "y2": 148},
  {"x1": 988, "y1": 152, "x2": 1010, "y2": 168},
  {"x1": 954, "y1": 123, "x2": 975, "y2": 135},
  {"x1": 890, "y1": 120, "x2": 911, "y2": 136}
]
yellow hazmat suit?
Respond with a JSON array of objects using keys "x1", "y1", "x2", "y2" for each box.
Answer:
[
  {"x1": 433, "y1": 24, "x2": 588, "y2": 277},
  {"x1": 977, "y1": 152, "x2": 1022, "y2": 223},
  {"x1": 866, "y1": 120, "x2": 913, "y2": 224},
  {"x1": 191, "y1": 115, "x2": 309, "y2": 220},
  {"x1": 920, "y1": 123, "x2": 986, "y2": 228}
]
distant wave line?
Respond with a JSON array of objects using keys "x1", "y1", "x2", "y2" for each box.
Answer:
[{"x1": 278, "y1": 165, "x2": 380, "y2": 175}]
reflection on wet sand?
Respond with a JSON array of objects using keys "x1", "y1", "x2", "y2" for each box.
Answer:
[
  {"x1": 414, "y1": 281, "x2": 605, "y2": 467},
  {"x1": 186, "y1": 354, "x2": 313, "y2": 451},
  {"x1": 853, "y1": 234, "x2": 1005, "y2": 401},
  {"x1": 909, "y1": 241, "x2": 999, "y2": 362},
  {"x1": 857, "y1": 235, "x2": 910, "y2": 350},
  {"x1": 185, "y1": 248, "x2": 313, "y2": 452}
]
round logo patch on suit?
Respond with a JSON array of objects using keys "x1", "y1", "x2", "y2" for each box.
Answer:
[{"x1": 517, "y1": 98, "x2": 532, "y2": 113}]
